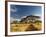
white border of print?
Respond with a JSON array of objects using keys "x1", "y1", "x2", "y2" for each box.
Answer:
[{"x1": 8, "y1": 2, "x2": 44, "y2": 35}]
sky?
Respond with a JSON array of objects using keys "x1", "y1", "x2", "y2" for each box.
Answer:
[{"x1": 10, "y1": 5, "x2": 42, "y2": 21}]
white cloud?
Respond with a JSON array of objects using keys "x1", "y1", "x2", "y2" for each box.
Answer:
[
  {"x1": 15, "y1": 19, "x2": 21, "y2": 21},
  {"x1": 21, "y1": 16, "x2": 27, "y2": 19},
  {"x1": 10, "y1": 17, "x2": 21, "y2": 23},
  {"x1": 10, "y1": 17, "x2": 16, "y2": 23},
  {"x1": 33, "y1": 14, "x2": 42, "y2": 20},
  {"x1": 33, "y1": 14, "x2": 41, "y2": 16},
  {"x1": 11, "y1": 7, "x2": 17, "y2": 12}
]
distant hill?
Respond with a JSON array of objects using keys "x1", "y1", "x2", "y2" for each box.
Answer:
[{"x1": 20, "y1": 15, "x2": 41, "y2": 23}]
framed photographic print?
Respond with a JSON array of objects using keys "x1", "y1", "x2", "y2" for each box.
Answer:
[{"x1": 5, "y1": 1, "x2": 45, "y2": 36}]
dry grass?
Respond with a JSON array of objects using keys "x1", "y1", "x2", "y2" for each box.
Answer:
[{"x1": 10, "y1": 23, "x2": 42, "y2": 32}]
